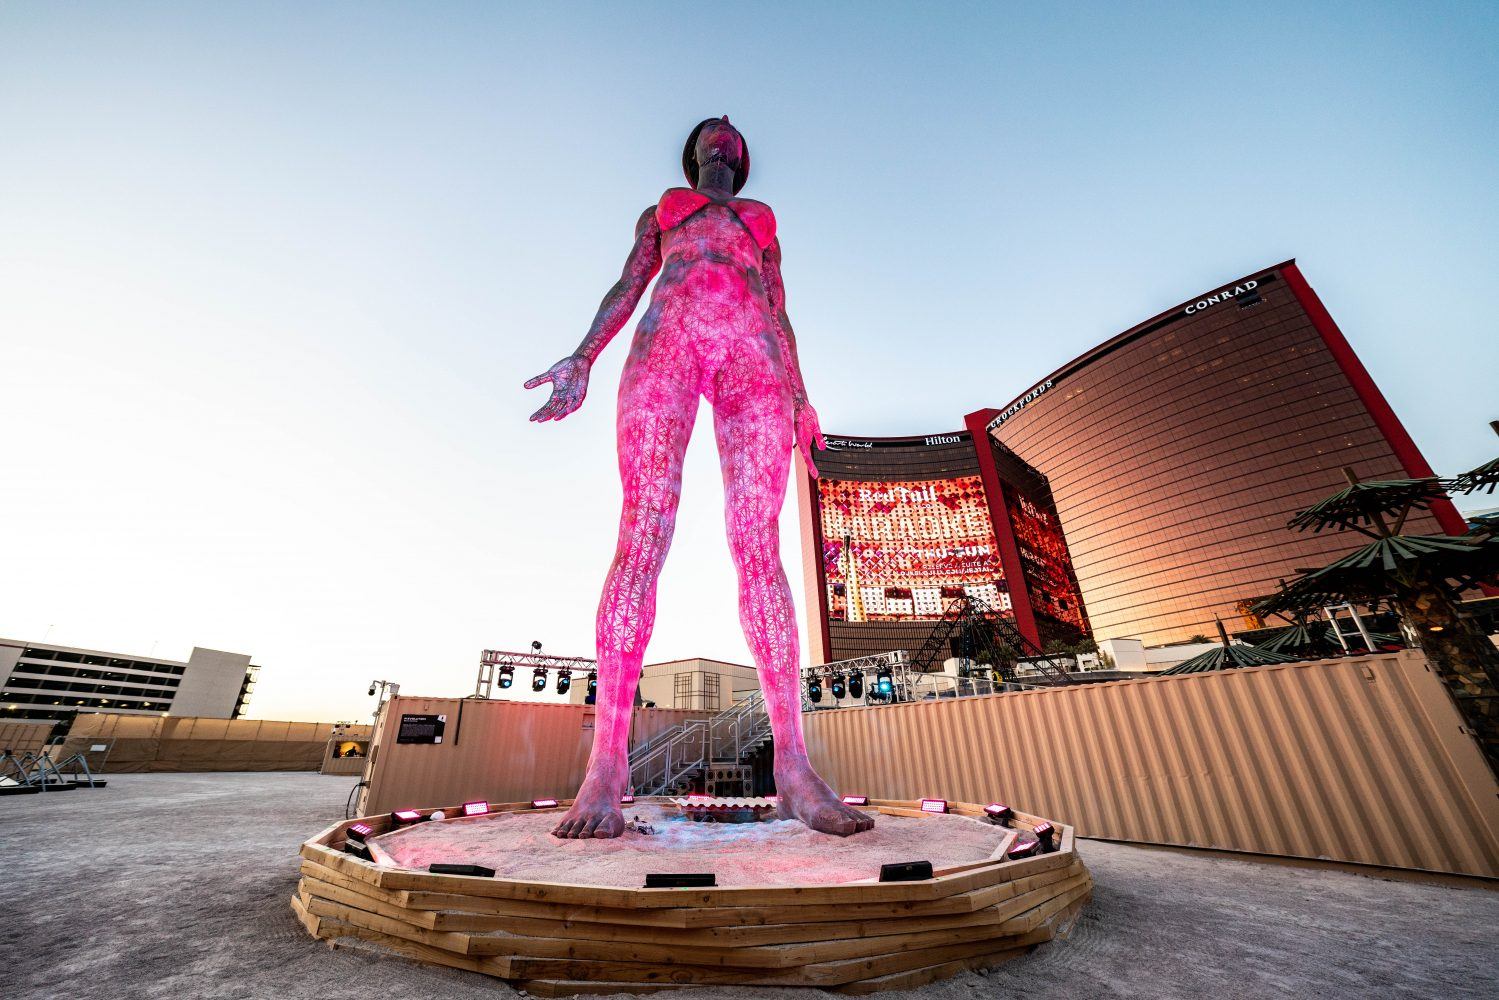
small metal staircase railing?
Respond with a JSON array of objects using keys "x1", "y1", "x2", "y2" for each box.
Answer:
[{"x1": 629, "y1": 691, "x2": 775, "y2": 796}]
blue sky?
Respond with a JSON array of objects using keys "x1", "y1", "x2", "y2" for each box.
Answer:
[{"x1": 2, "y1": 2, "x2": 1495, "y2": 721}]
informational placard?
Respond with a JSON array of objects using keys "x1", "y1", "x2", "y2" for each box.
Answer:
[{"x1": 396, "y1": 713, "x2": 446, "y2": 744}]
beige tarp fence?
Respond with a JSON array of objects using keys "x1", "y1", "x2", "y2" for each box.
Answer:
[{"x1": 58, "y1": 714, "x2": 371, "y2": 773}]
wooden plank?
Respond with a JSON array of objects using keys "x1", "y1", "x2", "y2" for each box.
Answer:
[
  {"x1": 317, "y1": 913, "x2": 502, "y2": 977},
  {"x1": 831, "y1": 944, "x2": 1031, "y2": 994},
  {"x1": 402, "y1": 889, "x2": 694, "y2": 929},
  {"x1": 517, "y1": 980, "x2": 691, "y2": 997},
  {"x1": 289, "y1": 890, "x2": 326, "y2": 938},
  {"x1": 302, "y1": 894, "x2": 492, "y2": 967},
  {"x1": 302, "y1": 875, "x2": 442, "y2": 933}
]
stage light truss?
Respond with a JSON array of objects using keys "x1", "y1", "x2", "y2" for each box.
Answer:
[
  {"x1": 799, "y1": 651, "x2": 911, "y2": 706},
  {"x1": 474, "y1": 649, "x2": 597, "y2": 698}
]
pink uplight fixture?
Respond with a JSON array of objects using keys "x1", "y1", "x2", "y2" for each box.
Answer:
[
  {"x1": 1008, "y1": 839, "x2": 1040, "y2": 859},
  {"x1": 462, "y1": 800, "x2": 490, "y2": 817},
  {"x1": 620, "y1": 794, "x2": 635, "y2": 804},
  {"x1": 919, "y1": 798, "x2": 949, "y2": 814},
  {"x1": 346, "y1": 822, "x2": 372, "y2": 843},
  {"x1": 841, "y1": 795, "x2": 869, "y2": 806},
  {"x1": 392, "y1": 809, "x2": 423, "y2": 825},
  {"x1": 530, "y1": 798, "x2": 559, "y2": 809}
]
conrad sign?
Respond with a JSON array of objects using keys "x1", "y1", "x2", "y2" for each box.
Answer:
[{"x1": 1184, "y1": 279, "x2": 1259, "y2": 315}]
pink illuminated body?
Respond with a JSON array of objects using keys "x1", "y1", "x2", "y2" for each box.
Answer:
[{"x1": 525, "y1": 118, "x2": 872, "y2": 840}]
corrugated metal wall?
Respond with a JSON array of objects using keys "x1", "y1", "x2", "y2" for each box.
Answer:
[
  {"x1": 361, "y1": 699, "x2": 710, "y2": 815},
  {"x1": 804, "y1": 651, "x2": 1499, "y2": 878}
]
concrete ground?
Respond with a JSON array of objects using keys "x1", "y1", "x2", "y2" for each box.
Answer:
[{"x1": 1, "y1": 773, "x2": 1495, "y2": 1000}]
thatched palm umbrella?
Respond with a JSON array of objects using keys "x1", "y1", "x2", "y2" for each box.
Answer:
[
  {"x1": 1449, "y1": 421, "x2": 1499, "y2": 498},
  {"x1": 1162, "y1": 621, "x2": 1297, "y2": 675}
]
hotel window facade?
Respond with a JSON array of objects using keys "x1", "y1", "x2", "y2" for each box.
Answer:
[
  {"x1": 0, "y1": 639, "x2": 260, "y2": 723},
  {"x1": 986, "y1": 260, "x2": 1464, "y2": 646}
]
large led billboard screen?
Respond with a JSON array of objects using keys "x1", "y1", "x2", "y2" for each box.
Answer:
[{"x1": 816, "y1": 475, "x2": 1011, "y2": 622}]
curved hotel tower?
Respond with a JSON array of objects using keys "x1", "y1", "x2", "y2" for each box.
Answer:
[{"x1": 800, "y1": 260, "x2": 1465, "y2": 656}]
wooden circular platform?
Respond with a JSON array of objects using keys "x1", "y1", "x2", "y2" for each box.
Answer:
[{"x1": 291, "y1": 797, "x2": 1092, "y2": 995}]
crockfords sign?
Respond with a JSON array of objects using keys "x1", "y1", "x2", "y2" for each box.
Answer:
[
  {"x1": 1185, "y1": 279, "x2": 1258, "y2": 314},
  {"x1": 986, "y1": 379, "x2": 1055, "y2": 431}
]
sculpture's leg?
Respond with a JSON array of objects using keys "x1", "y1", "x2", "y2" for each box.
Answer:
[
  {"x1": 712, "y1": 361, "x2": 873, "y2": 836},
  {"x1": 553, "y1": 354, "x2": 697, "y2": 839}
]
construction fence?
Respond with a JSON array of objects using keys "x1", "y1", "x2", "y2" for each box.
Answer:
[{"x1": 59, "y1": 714, "x2": 371, "y2": 773}]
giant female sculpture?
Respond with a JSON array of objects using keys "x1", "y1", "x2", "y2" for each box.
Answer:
[{"x1": 525, "y1": 118, "x2": 874, "y2": 839}]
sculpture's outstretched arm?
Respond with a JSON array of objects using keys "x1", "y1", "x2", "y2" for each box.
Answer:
[
  {"x1": 762, "y1": 237, "x2": 826, "y2": 476},
  {"x1": 524, "y1": 206, "x2": 662, "y2": 422}
]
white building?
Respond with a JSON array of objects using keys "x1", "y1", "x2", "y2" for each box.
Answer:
[{"x1": 0, "y1": 638, "x2": 259, "y2": 724}]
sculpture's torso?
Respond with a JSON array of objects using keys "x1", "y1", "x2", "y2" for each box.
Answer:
[{"x1": 631, "y1": 189, "x2": 783, "y2": 397}]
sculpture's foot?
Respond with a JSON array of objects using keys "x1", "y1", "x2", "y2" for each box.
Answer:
[
  {"x1": 552, "y1": 765, "x2": 626, "y2": 839},
  {"x1": 774, "y1": 757, "x2": 875, "y2": 836}
]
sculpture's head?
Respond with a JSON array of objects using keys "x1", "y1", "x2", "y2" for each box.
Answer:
[{"x1": 683, "y1": 116, "x2": 749, "y2": 194}]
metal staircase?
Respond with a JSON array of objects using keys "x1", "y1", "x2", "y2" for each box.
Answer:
[
  {"x1": 908, "y1": 595, "x2": 1074, "y2": 685},
  {"x1": 628, "y1": 691, "x2": 778, "y2": 797}
]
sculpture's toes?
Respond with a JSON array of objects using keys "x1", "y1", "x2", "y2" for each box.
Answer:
[
  {"x1": 804, "y1": 804, "x2": 861, "y2": 837},
  {"x1": 589, "y1": 811, "x2": 626, "y2": 839},
  {"x1": 847, "y1": 805, "x2": 876, "y2": 833}
]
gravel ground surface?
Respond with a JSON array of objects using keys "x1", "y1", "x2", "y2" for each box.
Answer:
[{"x1": 2, "y1": 772, "x2": 1495, "y2": 1000}]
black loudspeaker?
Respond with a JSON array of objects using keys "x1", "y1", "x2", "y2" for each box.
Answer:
[
  {"x1": 644, "y1": 873, "x2": 716, "y2": 888},
  {"x1": 429, "y1": 863, "x2": 496, "y2": 877},
  {"x1": 878, "y1": 860, "x2": 933, "y2": 882}
]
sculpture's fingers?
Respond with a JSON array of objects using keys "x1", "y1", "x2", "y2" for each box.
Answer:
[
  {"x1": 524, "y1": 372, "x2": 553, "y2": 390},
  {"x1": 801, "y1": 440, "x2": 820, "y2": 480}
]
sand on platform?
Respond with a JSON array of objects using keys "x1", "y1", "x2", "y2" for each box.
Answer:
[{"x1": 368, "y1": 804, "x2": 1003, "y2": 886}]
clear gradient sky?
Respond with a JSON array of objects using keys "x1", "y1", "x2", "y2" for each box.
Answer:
[{"x1": 2, "y1": 3, "x2": 1495, "y2": 722}]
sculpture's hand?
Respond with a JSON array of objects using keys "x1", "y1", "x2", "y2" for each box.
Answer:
[
  {"x1": 794, "y1": 401, "x2": 828, "y2": 479},
  {"x1": 524, "y1": 355, "x2": 591, "y2": 422}
]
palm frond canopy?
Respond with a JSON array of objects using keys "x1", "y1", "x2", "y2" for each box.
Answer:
[
  {"x1": 1451, "y1": 456, "x2": 1499, "y2": 496},
  {"x1": 1288, "y1": 478, "x2": 1451, "y2": 534},
  {"x1": 1251, "y1": 534, "x2": 1497, "y2": 616},
  {"x1": 1162, "y1": 642, "x2": 1298, "y2": 675},
  {"x1": 1255, "y1": 623, "x2": 1342, "y2": 657},
  {"x1": 1297, "y1": 533, "x2": 1496, "y2": 595}
]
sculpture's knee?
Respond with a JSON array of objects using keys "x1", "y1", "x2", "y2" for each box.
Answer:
[{"x1": 727, "y1": 517, "x2": 782, "y2": 578}]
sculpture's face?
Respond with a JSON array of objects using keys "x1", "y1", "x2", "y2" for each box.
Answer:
[{"x1": 695, "y1": 117, "x2": 745, "y2": 174}]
